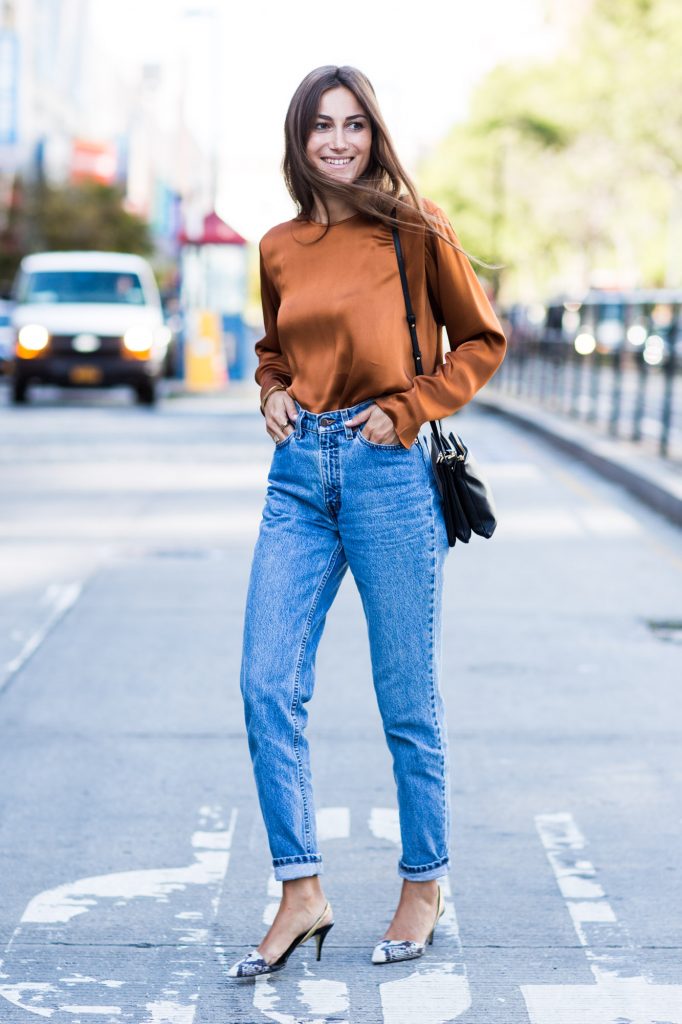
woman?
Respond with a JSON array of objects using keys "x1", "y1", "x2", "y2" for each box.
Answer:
[{"x1": 228, "y1": 65, "x2": 506, "y2": 979}]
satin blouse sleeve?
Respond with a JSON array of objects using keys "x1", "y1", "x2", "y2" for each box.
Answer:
[
  {"x1": 375, "y1": 202, "x2": 507, "y2": 448},
  {"x1": 254, "y1": 242, "x2": 292, "y2": 406}
]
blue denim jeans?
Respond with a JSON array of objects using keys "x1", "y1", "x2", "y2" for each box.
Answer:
[{"x1": 239, "y1": 398, "x2": 451, "y2": 881}]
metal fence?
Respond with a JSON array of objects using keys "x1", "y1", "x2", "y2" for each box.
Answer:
[{"x1": 492, "y1": 297, "x2": 681, "y2": 460}]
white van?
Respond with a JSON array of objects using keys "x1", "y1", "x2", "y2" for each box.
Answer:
[{"x1": 9, "y1": 251, "x2": 171, "y2": 405}]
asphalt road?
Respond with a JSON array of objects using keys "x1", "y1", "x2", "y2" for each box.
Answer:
[{"x1": 0, "y1": 381, "x2": 681, "y2": 1024}]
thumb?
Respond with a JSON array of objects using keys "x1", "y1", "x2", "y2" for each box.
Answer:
[
  {"x1": 346, "y1": 405, "x2": 374, "y2": 426},
  {"x1": 283, "y1": 393, "x2": 298, "y2": 419}
]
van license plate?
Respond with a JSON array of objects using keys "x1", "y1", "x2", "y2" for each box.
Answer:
[{"x1": 70, "y1": 365, "x2": 103, "y2": 384}]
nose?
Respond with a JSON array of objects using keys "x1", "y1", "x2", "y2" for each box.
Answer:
[{"x1": 330, "y1": 125, "x2": 347, "y2": 150}]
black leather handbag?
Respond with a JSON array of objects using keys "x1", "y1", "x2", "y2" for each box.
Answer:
[{"x1": 390, "y1": 210, "x2": 498, "y2": 547}]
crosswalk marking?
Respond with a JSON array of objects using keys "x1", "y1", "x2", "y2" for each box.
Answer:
[{"x1": 521, "y1": 811, "x2": 682, "y2": 1023}]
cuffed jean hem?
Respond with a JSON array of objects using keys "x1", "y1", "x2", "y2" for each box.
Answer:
[
  {"x1": 273, "y1": 855, "x2": 323, "y2": 881},
  {"x1": 398, "y1": 856, "x2": 450, "y2": 881}
]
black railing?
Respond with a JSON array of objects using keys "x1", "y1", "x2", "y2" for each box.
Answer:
[{"x1": 493, "y1": 300, "x2": 681, "y2": 459}]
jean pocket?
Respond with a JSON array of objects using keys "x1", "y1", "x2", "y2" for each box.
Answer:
[
  {"x1": 274, "y1": 429, "x2": 296, "y2": 449},
  {"x1": 355, "y1": 429, "x2": 405, "y2": 451}
]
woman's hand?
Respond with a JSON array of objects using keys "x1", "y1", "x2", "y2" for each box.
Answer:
[
  {"x1": 264, "y1": 389, "x2": 298, "y2": 443},
  {"x1": 346, "y1": 403, "x2": 401, "y2": 445}
]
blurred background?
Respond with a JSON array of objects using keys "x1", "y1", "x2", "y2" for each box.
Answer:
[{"x1": 0, "y1": 0, "x2": 678, "y2": 456}]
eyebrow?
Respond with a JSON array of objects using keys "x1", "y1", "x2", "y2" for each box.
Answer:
[{"x1": 315, "y1": 113, "x2": 367, "y2": 121}]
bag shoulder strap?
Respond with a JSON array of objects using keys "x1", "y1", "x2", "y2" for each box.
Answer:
[
  {"x1": 390, "y1": 209, "x2": 424, "y2": 376},
  {"x1": 389, "y1": 206, "x2": 442, "y2": 442}
]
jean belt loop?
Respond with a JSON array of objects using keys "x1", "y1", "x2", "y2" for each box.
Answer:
[
  {"x1": 291, "y1": 399, "x2": 303, "y2": 439},
  {"x1": 342, "y1": 408, "x2": 354, "y2": 440}
]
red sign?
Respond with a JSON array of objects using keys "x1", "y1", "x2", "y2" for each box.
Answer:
[{"x1": 71, "y1": 140, "x2": 117, "y2": 184}]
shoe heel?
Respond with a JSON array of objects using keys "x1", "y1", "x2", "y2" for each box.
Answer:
[
  {"x1": 428, "y1": 928, "x2": 435, "y2": 946},
  {"x1": 314, "y1": 922, "x2": 334, "y2": 961}
]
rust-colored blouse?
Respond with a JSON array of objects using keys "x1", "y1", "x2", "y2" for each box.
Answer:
[{"x1": 254, "y1": 197, "x2": 507, "y2": 448}]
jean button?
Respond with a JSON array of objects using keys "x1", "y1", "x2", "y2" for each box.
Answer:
[{"x1": 319, "y1": 416, "x2": 333, "y2": 426}]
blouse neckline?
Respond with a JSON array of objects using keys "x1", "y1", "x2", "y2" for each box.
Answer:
[{"x1": 302, "y1": 212, "x2": 362, "y2": 227}]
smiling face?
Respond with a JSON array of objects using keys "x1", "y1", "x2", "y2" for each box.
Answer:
[{"x1": 305, "y1": 85, "x2": 372, "y2": 184}]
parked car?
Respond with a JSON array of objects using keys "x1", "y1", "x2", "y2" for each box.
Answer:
[{"x1": 9, "y1": 251, "x2": 171, "y2": 405}]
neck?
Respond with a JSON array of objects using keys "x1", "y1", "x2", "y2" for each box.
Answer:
[{"x1": 309, "y1": 195, "x2": 357, "y2": 225}]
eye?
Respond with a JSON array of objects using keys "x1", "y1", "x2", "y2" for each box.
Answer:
[{"x1": 349, "y1": 120, "x2": 366, "y2": 130}]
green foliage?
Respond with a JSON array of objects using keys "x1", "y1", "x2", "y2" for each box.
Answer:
[
  {"x1": 417, "y1": 0, "x2": 682, "y2": 301},
  {"x1": 30, "y1": 180, "x2": 154, "y2": 255},
  {"x1": 0, "y1": 179, "x2": 153, "y2": 289}
]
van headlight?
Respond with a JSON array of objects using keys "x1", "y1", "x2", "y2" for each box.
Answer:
[
  {"x1": 123, "y1": 326, "x2": 154, "y2": 353},
  {"x1": 18, "y1": 323, "x2": 50, "y2": 351}
]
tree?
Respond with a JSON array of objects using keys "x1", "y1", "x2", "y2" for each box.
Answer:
[
  {"x1": 0, "y1": 179, "x2": 154, "y2": 287},
  {"x1": 417, "y1": 0, "x2": 682, "y2": 300}
]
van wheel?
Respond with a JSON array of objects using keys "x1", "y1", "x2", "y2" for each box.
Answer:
[
  {"x1": 11, "y1": 378, "x2": 29, "y2": 404},
  {"x1": 135, "y1": 380, "x2": 157, "y2": 406}
]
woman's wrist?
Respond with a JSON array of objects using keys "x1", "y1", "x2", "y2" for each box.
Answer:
[{"x1": 260, "y1": 384, "x2": 287, "y2": 415}]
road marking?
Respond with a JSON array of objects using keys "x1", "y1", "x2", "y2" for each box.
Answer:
[
  {"x1": 379, "y1": 964, "x2": 471, "y2": 1024},
  {"x1": 249, "y1": 807, "x2": 351, "y2": 1023},
  {"x1": 254, "y1": 975, "x2": 350, "y2": 1024},
  {"x1": 481, "y1": 463, "x2": 543, "y2": 481},
  {"x1": 0, "y1": 805, "x2": 236, "y2": 1022},
  {"x1": 521, "y1": 811, "x2": 682, "y2": 1023},
  {"x1": 370, "y1": 808, "x2": 473, "y2": 1024},
  {"x1": 1, "y1": 582, "x2": 82, "y2": 694},
  {"x1": 369, "y1": 807, "x2": 400, "y2": 845},
  {"x1": 316, "y1": 806, "x2": 350, "y2": 841}
]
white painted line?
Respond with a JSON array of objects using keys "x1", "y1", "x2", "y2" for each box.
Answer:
[
  {"x1": 252, "y1": 808, "x2": 351, "y2": 1022},
  {"x1": 370, "y1": 808, "x2": 472, "y2": 1023},
  {"x1": 316, "y1": 806, "x2": 350, "y2": 841},
  {"x1": 58, "y1": 1006, "x2": 121, "y2": 1015},
  {"x1": 521, "y1": 811, "x2": 682, "y2": 1023},
  {"x1": 369, "y1": 807, "x2": 400, "y2": 845},
  {"x1": 20, "y1": 814, "x2": 235, "y2": 924},
  {"x1": 140, "y1": 1001, "x2": 196, "y2": 1024},
  {"x1": 576, "y1": 508, "x2": 640, "y2": 536},
  {"x1": 380, "y1": 965, "x2": 471, "y2": 1024},
  {"x1": 254, "y1": 974, "x2": 350, "y2": 1024},
  {"x1": 2, "y1": 582, "x2": 82, "y2": 693},
  {"x1": 0, "y1": 806, "x2": 236, "y2": 1022}
]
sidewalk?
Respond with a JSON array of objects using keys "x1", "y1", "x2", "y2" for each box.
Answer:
[{"x1": 476, "y1": 389, "x2": 682, "y2": 528}]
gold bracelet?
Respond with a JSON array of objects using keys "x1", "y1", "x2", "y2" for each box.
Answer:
[{"x1": 259, "y1": 384, "x2": 287, "y2": 415}]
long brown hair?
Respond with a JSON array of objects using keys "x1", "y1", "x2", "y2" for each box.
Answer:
[{"x1": 282, "y1": 65, "x2": 499, "y2": 270}]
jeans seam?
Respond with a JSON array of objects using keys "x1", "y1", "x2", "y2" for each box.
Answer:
[
  {"x1": 275, "y1": 430, "x2": 295, "y2": 449},
  {"x1": 422, "y1": 444, "x2": 449, "y2": 865},
  {"x1": 290, "y1": 539, "x2": 345, "y2": 851}
]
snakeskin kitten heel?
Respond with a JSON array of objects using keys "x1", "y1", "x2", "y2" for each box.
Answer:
[
  {"x1": 227, "y1": 901, "x2": 334, "y2": 979},
  {"x1": 372, "y1": 885, "x2": 444, "y2": 965}
]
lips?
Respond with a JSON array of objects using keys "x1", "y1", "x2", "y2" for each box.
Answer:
[{"x1": 321, "y1": 157, "x2": 354, "y2": 166}]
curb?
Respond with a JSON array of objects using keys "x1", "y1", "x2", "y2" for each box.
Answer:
[{"x1": 476, "y1": 392, "x2": 682, "y2": 528}]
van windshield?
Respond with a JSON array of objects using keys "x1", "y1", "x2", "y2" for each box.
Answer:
[{"x1": 18, "y1": 270, "x2": 146, "y2": 305}]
